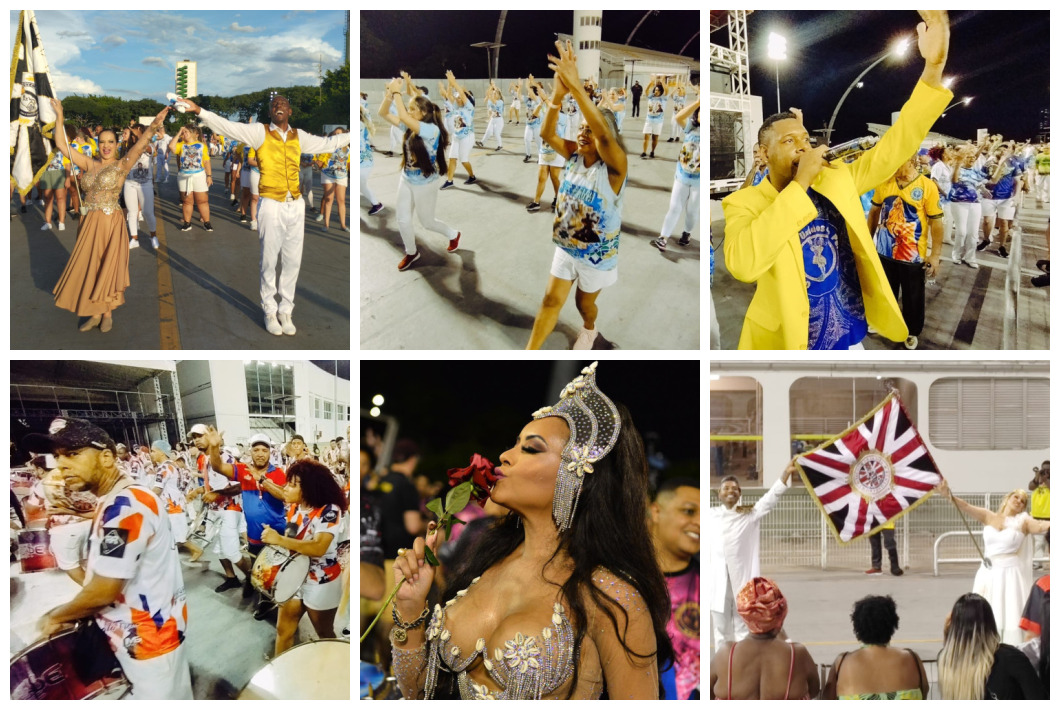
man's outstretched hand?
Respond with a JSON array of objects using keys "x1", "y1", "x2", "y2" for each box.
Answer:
[{"x1": 916, "y1": 11, "x2": 949, "y2": 68}]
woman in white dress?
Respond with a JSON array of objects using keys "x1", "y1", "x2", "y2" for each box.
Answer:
[{"x1": 934, "y1": 481, "x2": 1049, "y2": 644}]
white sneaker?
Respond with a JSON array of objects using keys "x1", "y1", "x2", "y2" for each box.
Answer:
[
  {"x1": 264, "y1": 313, "x2": 283, "y2": 336},
  {"x1": 40, "y1": 223, "x2": 51, "y2": 231},
  {"x1": 38, "y1": 199, "x2": 45, "y2": 206},
  {"x1": 138, "y1": 211, "x2": 144, "y2": 223},
  {"x1": 129, "y1": 238, "x2": 139, "y2": 249},
  {"x1": 278, "y1": 313, "x2": 297, "y2": 335},
  {"x1": 250, "y1": 220, "x2": 258, "y2": 230},
  {"x1": 57, "y1": 222, "x2": 65, "y2": 231},
  {"x1": 904, "y1": 335, "x2": 919, "y2": 350},
  {"x1": 572, "y1": 328, "x2": 597, "y2": 350},
  {"x1": 315, "y1": 213, "x2": 324, "y2": 222},
  {"x1": 150, "y1": 236, "x2": 159, "y2": 249}
]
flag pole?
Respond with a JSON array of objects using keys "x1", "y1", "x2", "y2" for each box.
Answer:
[{"x1": 950, "y1": 502, "x2": 992, "y2": 569}]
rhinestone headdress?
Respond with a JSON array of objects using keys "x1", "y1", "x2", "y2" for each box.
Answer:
[{"x1": 532, "y1": 361, "x2": 621, "y2": 531}]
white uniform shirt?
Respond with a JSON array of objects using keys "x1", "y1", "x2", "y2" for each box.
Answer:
[{"x1": 708, "y1": 477, "x2": 789, "y2": 612}]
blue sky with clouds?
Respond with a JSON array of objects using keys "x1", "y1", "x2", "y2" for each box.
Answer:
[{"x1": 10, "y1": 10, "x2": 348, "y2": 101}]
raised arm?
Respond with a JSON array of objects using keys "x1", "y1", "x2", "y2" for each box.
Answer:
[
  {"x1": 177, "y1": 98, "x2": 264, "y2": 149},
  {"x1": 203, "y1": 426, "x2": 235, "y2": 479},
  {"x1": 548, "y1": 39, "x2": 626, "y2": 179},
  {"x1": 401, "y1": 71, "x2": 422, "y2": 98},
  {"x1": 674, "y1": 98, "x2": 699, "y2": 130},
  {"x1": 916, "y1": 11, "x2": 949, "y2": 89},
  {"x1": 47, "y1": 99, "x2": 92, "y2": 173},
  {"x1": 934, "y1": 479, "x2": 999, "y2": 527},
  {"x1": 540, "y1": 74, "x2": 573, "y2": 160},
  {"x1": 119, "y1": 108, "x2": 170, "y2": 172}
]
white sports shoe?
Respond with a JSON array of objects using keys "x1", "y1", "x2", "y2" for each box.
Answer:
[
  {"x1": 150, "y1": 236, "x2": 160, "y2": 249},
  {"x1": 40, "y1": 223, "x2": 51, "y2": 231},
  {"x1": 572, "y1": 328, "x2": 597, "y2": 350},
  {"x1": 250, "y1": 220, "x2": 258, "y2": 230},
  {"x1": 278, "y1": 313, "x2": 297, "y2": 335},
  {"x1": 57, "y1": 222, "x2": 65, "y2": 231},
  {"x1": 264, "y1": 313, "x2": 283, "y2": 336},
  {"x1": 129, "y1": 238, "x2": 139, "y2": 249}
]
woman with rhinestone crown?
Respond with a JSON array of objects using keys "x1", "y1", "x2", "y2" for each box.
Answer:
[
  {"x1": 390, "y1": 362, "x2": 673, "y2": 699},
  {"x1": 48, "y1": 97, "x2": 170, "y2": 333}
]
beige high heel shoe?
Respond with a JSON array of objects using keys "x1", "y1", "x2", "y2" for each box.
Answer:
[{"x1": 79, "y1": 316, "x2": 101, "y2": 332}]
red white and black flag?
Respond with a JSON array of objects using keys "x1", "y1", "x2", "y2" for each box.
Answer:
[
  {"x1": 10, "y1": 10, "x2": 58, "y2": 197},
  {"x1": 795, "y1": 391, "x2": 943, "y2": 545}
]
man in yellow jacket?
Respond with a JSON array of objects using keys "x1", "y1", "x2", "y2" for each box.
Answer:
[{"x1": 722, "y1": 11, "x2": 953, "y2": 350}]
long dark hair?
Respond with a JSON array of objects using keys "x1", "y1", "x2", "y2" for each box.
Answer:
[
  {"x1": 401, "y1": 96, "x2": 449, "y2": 180},
  {"x1": 288, "y1": 459, "x2": 347, "y2": 511},
  {"x1": 438, "y1": 403, "x2": 674, "y2": 699}
]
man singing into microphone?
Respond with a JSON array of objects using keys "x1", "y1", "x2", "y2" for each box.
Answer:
[{"x1": 722, "y1": 11, "x2": 952, "y2": 350}]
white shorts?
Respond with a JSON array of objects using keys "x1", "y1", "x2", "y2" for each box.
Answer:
[
  {"x1": 321, "y1": 174, "x2": 348, "y2": 186},
  {"x1": 178, "y1": 171, "x2": 207, "y2": 193},
  {"x1": 49, "y1": 519, "x2": 91, "y2": 571},
  {"x1": 539, "y1": 152, "x2": 566, "y2": 168},
  {"x1": 511, "y1": 99, "x2": 522, "y2": 110},
  {"x1": 296, "y1": 577, "x2": 342, "y2": 611},
  {"x1": 240, "y1": 168, "x2": 260, "y2": 195},
  {"x1": 643, "y1": 120, "x2": 663, "y2": 136},
  {"x1": 115, "y1": 641, "x2": 193, "y2": 700},
  {"x1": 550, "y1": 247, "x2": 618, "y2": 294},
  {"x1": 169, "y1": 511, "x2": 188, "y2": 545},
  {"x1": 207, "y1": 509, "x2": 242, "y2": 563},
  {"x1": 451, "y1": 134, "x2": 473, "y2": 163},
  {"x1": 982, "y1": 197, "x2": 1016, "y2": 220}
]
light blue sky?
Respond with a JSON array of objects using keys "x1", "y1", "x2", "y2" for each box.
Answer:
[{"x1": 10, "y1": 11, "x2": 347, "y2": 101}]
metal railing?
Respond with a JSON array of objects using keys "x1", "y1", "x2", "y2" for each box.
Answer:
[
  {"x1": 933, "y1": 529, "x2": 1049, "y2": 576},
  {"x1": 709, "y1": 489, "x2": 1034, "y2": 570}
]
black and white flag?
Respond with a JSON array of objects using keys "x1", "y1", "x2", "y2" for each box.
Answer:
[{"x1": 10, "y1": 10, "x2": 58, "y2": 196}]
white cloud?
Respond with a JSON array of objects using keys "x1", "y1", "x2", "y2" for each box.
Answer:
[
  {"x1": 228, "y1": 22, "x2": 263, "y2": 33},
  {"x1": 52, "y1": 71, "x2": 104, "y2": 97},
  {"x1": 102, "y1": 35, "x2": 126, "y2": 46},
  {"x1": 143, "y1": 56, "x2": 168, "y2": 67}
]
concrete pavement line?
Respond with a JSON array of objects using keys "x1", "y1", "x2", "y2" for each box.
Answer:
[{"x1": 154, "y1": 216, "x2": 181, "y2": 350}]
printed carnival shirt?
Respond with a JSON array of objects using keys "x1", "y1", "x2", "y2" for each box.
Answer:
[
  {"x1": 285, "y1": 503, "x2": 344, "y2": 584},
  {"x1": 88, "y1": 483, "x2": 187, "y2": 660}
]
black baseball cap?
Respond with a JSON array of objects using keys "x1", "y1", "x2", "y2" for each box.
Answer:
[
  {"x1": 23, "y1": 417, "x2": 116, "y2": 455},
  {"x1": 291, "y1": 434, "x2": 305, "y2": 444}
]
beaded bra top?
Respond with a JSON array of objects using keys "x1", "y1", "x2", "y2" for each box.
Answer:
[
  {"x1": 423, "y1": 576, "x2": 584, "y2": 700},
  {"x1": 81, "y1": 163, "x2": 125, "y2": 215}
]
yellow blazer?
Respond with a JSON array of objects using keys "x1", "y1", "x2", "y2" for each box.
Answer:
[{"x1": 722, "y1": 80, "x2": 953, "y2": 350}]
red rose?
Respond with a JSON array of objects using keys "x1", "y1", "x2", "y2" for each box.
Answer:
[{"x1": 447, "y1": 453, "x2": 500, "y2": 506}]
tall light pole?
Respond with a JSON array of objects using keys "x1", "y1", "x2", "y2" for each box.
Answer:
[
  {"x1": 824, "y1": 37, "x2": 910, "y2": 145},
  {"x1": 767, "y1": 32, "x2": 787, "y2": 114}
]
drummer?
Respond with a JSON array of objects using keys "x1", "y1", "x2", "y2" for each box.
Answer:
[
  {"x1": 186, "y1": 424, "x2": 246, "y2": 594},
  {"x1": 204, "y1": 428, "x2": 288, "y2": 620},
  {"x1": 261, "y1": 459, "x2": 347, "y2": 655},
  {"x1": 150, "y1": 439, "x2": 203, "y2": 560},
  {"x1": 26, "y1": 418, "x2": 193, "y2": 700}
]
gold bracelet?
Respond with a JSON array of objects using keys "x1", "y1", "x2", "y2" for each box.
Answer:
[{"x1": 391, "y1": 604, "x2": 431, "y2": 643}]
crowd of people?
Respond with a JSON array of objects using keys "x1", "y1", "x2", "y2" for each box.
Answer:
[
  {"x1": 12, "y1": 95, "x2": 351, "y2": 337},
  {"x1": 709, "y1": 461, "x2": 1050, "y2": 699},
  {"x1": 359, "y1": 363, "x2": 701, "y2": 699},
  {"x1": 712, "y1": 10, "x2": 1050, "y2": 351},
  {"x1": 359, "y1": 40, "x2": 701, "y2": 350},
  {"x1": 10, "y1": 418, "x2": 352, "y2": 699}
]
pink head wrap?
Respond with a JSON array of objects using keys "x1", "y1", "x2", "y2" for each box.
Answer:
[{"x1": 737, "y1": 577, "x2": 788, "y2": 634}]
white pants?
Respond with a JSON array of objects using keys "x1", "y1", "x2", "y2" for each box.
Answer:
[
  {"x1": 711, "y1": 574, "x2": 749, "y2": 649},
  {"x1": 709, "y1": 289, "x2": 721, "y2": 349},
  {"x1": 940, "y1": 200, "x2": 954, "y2": 245},
  {"x1": 951, "y1": 201, "x2": 982, "y2": 265},
  {"x1": 169, "y1": 511, "x2": 188, "y2": 545},
  {"x1": 49, "y1": 519, "x2": 91, "y2": 571},
  {"x1": 669, "y1": 114, "x2": 684, "y2": 139},
  {"x1": 524, "y1": 124, "x2": 542, "y2": 156},
  {"x1": 154, "y1": 157, "x2": 169, "y2": 184},
  {"x1": 206, "y1": 508, "x2": 242, "y2": 563},
  {"x1": 258, "y1": 198, "x2": 306, "y2": 316},
  {"x1": 660, "y1": 180, "x2": 700, "y2": 237},
  {"x1": 389, "y1": 124, "x2": 403, "y2": 153},
  {"x1": 299, "y1": 167, "x2": 315, "y2": 209},
  {"x1": 360, "y1": 164, "x2": 377, "y2": 205},
  {"x1": 1037, "y1": 173, "x2": 1050, "y2": 202},
  {"x1": 123, "y1": 180, "x2": 156, "y2": 236},
  {"x1": 615, "y1": 110, "x2": 625, "y2": 133},
  {"x1": 483, "y1": 116, "x2": 503, "y2": 147},
  {"x1": 115, "y1": 641, "x2": 193, "y2": 699},
  {"x1": 396, "y1": 173, "x2": 457, "y2": 255}
]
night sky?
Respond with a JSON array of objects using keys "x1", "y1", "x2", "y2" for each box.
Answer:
[
  {"x1": 361, "y1": 10, "x2": 701, "y2": 79},
  {"x1": 735, "y1": 11, "x2": 1049, "y2": 143},
  {"x1": 359, "y1": 360, "x2": 700, "y2": 484}
]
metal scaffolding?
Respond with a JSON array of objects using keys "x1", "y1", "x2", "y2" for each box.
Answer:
[{"x1": 709, "y1": 10, "x2": 753, "y2": 195}]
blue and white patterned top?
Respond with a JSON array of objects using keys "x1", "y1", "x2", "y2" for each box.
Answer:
[{"x1": 553, "y1": 154, "x2": 625, "y2": 271}]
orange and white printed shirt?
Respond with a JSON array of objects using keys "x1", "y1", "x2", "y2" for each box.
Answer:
[
  {"x1": 285, "y1": 503, "x2": 344, "y2": 584},
  {"x1": 196, "y1": 452, "x2": 241, "y2": 512},
  {"x1": 87, "y1": 483, "x2": 187, "y2": 660},
  {"x1": 153, "y1": 460, "x2": 188, "y2": 514}
]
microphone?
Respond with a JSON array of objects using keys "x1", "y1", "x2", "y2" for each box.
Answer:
[{"x1": 823, "y1": 136, "x2": 879, "y2": 162}]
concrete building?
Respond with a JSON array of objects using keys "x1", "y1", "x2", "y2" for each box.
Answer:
[
  {"x1": 11, "y1": 360, "x2": 350, "y2": 455},
  {"x1": 557, "y1": 32, "x2": 699, "y2": 89}
]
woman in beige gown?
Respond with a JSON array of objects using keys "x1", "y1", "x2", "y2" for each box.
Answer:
[{"x1": 49, "y1": 98, "x2": 170, "y2": 332}]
